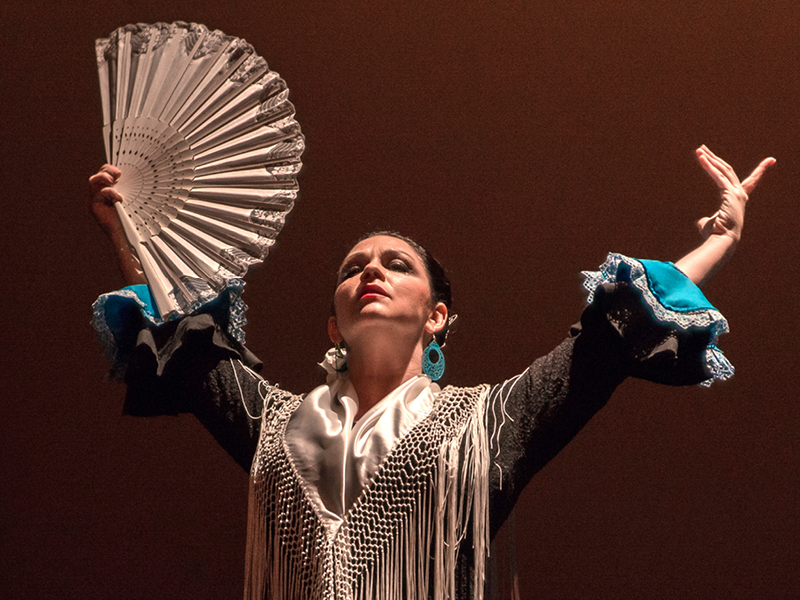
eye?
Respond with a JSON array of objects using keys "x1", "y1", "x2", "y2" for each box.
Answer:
[
  {"x1": 339, "y1": 263, "x2": 362, "y2": 281},
  {"x1": 389, "y1": 258, "x2": 411, "y2": 272}
]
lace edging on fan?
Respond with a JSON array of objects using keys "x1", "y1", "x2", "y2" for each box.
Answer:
[
  {"x1": 96, "y1": 22, "x2": 303, "y2": 322},
  {"x1": 582, "y1": 253, "x2": 733, "y2": 386}
]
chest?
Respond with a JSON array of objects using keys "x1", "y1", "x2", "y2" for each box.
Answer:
[{"x1": 245, "y1": 384, "x2": 490, "y2": 600}]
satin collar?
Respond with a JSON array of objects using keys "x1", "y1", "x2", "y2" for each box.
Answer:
[{"x1": 284, "y1": 375, "x2": 439, "y2": 534}]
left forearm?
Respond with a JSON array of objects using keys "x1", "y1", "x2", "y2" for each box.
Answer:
[{"x1": 673, "y1": 234, "x2": 737, "y2": 287}]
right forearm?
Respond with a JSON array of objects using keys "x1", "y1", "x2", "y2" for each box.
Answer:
[
  {"x1": 90, "y1": 164, "x2": 145, "y2": 286},
  {"x1": 107, "y1": 228, "x2": 147, "y2": 286}
]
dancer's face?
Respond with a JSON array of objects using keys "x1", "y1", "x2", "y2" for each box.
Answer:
[{"x1": 328, "y1": 235, "x2": 445, "y2": 345}]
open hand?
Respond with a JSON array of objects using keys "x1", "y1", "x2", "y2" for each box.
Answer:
[{"x1": 695, "y1": 145, "x2": 775, "y2": 242}]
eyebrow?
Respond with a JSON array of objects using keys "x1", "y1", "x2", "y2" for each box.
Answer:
[
  {"x1": 341, "y1": 248, "x2": 416, "y2": 265},
  {"x1": 338, "y1": 248, "x2": 419, "y2": 276}
]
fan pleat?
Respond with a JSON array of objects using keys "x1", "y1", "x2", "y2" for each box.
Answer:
[
  {"x1": 176, "y1": 210, "x2": 274, "y2": 257},
  {"x1": 191, "y1": 116, "x2": 299, "y2": 163},
  {"x1": 192, "y1": 138, "x2": 304, "y2": 177},
  {"x1": 158, "y1": 29, "x2": 223, "y2": 125},
  {"x1": 149, "y1": 236, "x2": 219, "y2": 312},
  {"x1": 167, "y1": 218, "x2": 255, "y2": 277},
  {"x1": 188, "y1": 187, "x2": 295, "y2": 209},
  {"x1": 183, "y1": 77, "x2": 292, "y2": 148},
  {"x1": 193, "y1": 166, "x2": 300, "y2": 187},
  {"x1": 140, "y1": 26, "x2": 198, "y2": 121},
  {"x1": 171, "y1": 41, "x2": 254, "y2": 130},
  {"x1": 97, "y1": 22, "x2": 303, "y2": 320},
  {"x1": 179, "y1": 64, "x2": 274, "y2": 140},
  {"x1": 158, "y1": 228, "x2": 234, "y2": 285},
  {"x1": 184, "y1": 199, "x2": 285, "y2": 235}
]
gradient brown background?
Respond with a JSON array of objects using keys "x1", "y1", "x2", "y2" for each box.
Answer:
[{"x1": 2, "y1": 1, "x2": 797, "y2": 598}]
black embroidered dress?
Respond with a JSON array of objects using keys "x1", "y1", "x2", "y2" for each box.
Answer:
[{"x1": 92, "y1": 254, "x2": 731, "y2": 599}]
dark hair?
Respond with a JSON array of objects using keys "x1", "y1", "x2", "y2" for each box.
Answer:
[{"x1": 339, "y1": 231, "x2": 454, "y2": 346}]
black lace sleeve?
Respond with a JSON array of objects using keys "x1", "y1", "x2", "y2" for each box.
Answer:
[
  {"x1": 485, "y1": 255, "x2": 731, "y2": 536},
  {"x1": 92, "y1": 286, "x2": 270, "y2": 472}
]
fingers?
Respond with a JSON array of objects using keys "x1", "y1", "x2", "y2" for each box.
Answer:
[
  {"x1": 89, "y1": 181, "x2": 123, "y2": 204},
  {"x1": 95, "y1": 164, "x2": 121, "y2": 180},
  {"x1": 89, "y1": 164, "x2": 123, "y2": 204},
  {"x1": 697, "y1": 146, "x2": 776, "y2": 197},
  {"x1": 697, "y1": 145, "x2": 740, "y2": 185},
  {"x1": 100, "y1": 164, "x2": 122, "y2": 176},
  {"x1": 88, "y1": 172, "x2": 115, "y2": 192},
  {"x1": 695, "y1": 149, "x2": 728, "y2": 190},
  {"x1": 88, "y1": 164, "x2": 121, "y2": 192},
  {"x1": 691, "y1": 146, "x2": 772, "y2": 243},
  {"x1": 741, "y1": 157, "x2": 776, "y2": 194},
  {"x1": 98, "y1": 186, "x2": 124, "y2": 203}
]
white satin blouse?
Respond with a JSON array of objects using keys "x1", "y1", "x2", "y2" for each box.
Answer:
[{"x1": 283, "y1": 375, "x2": 440, "y2": 534}]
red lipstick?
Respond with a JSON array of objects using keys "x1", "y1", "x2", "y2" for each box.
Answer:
[{"x1": 360, "y1": 284, "x2": 388, "y2": 299}]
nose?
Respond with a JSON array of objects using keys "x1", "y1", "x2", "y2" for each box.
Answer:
[{"x1": 360, "y1": 260, "x2": 386, "y2": 282}]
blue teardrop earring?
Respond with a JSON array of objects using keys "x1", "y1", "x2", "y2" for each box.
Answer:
[{"x1": 422, "y1": 339, "x2": 445, "y2": 381}]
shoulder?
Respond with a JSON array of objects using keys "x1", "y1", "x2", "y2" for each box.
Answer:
[
  {"x1": 435, "y1": 383, "x2": 492, "y2": 417},
  {"x1": 439, "y1": 383, "x2": 491, "y2": 397}
]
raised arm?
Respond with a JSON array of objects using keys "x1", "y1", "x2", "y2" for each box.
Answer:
[
  {"x1": 485, "y1": 146, "x2": 776, "y2": 531},
  {"x1": 88, "y1": 164, "x2": 146, "y2": 286},
  {"x1": 674, "y1": 146, "x2": 775, "y2": 287},
  {"x1": 89, "y1": 165, "x2": 266, "y2": 471}
]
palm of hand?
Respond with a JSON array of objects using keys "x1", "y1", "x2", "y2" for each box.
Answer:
[
  {"x1": 695, "y1": 146, "x2": 775, "y2": 243},
  {"x1": 697, "y1": 186, "x2": 746, "y2": 241}
]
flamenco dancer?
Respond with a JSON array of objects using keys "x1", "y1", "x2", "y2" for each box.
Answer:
[{"x1": 90, "y1": 146, "x2": 773, "y2": 599}]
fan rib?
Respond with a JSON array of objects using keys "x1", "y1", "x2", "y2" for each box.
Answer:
[{"x1": 97, "y1": 21, "x2": 303, "y2": 319}]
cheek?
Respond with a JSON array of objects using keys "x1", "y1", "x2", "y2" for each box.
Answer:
[
  {"x1": 332, "y1": 288, "x2": 345, "y2": 316},
  {"x1": 332, "y1": 282, "x2": 355, "y2": 315},
  {"x1": 406, "y1": 281, "x2": 435, "y2": 315}
]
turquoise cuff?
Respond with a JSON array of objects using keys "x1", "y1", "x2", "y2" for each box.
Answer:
[
  {"x1": 582, "y1": 253, "x2": 732, "y2": 386},
  {"x1": 91, "y1": 279, "x2": 247, "y2": 365}
]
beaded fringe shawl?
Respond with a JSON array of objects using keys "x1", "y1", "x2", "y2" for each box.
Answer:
[{"x1": 245, "y1": 384, "x2": 491, "y2": 600}]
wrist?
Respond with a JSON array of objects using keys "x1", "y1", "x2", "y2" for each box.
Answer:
[
  {"x1": 109, "y1": 230, "x2": 132, "y2": 255},
  {"x1": 708, "y1": 232, "x2": 738, "y2": 255}
]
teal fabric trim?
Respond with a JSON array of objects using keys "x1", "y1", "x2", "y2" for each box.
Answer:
[
  {"x1": 582, "y1": 253, "x2": 732, "y2": 386},
  {"x1": 91, "y1": 285, "x2": 161, "y2": 369},
  {"x1": 91, "y1": 279, "x2": 248, "y2": 373},
  {"x1": 638, "y1": 260, "x2": 717, "y2": 313},
  {"x1": 124, "y1": 284, "x2": 156, "y2": 318},
  {"x1": 103, "y1": 285, "x2": 158, "y2": 334}
]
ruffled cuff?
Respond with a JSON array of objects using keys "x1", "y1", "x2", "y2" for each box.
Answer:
[
  {"x1": 91, "y1": 279, "x2": 248, "y2": 378},
  {"x1": 582, "y1": 253, "x2": 732, "y2": 386}
]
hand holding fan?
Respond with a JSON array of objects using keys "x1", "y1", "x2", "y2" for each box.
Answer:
[{"x1": 95, "y1": 22, "x2": 304, "y2": 321}]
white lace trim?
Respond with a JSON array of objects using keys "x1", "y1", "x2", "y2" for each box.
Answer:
[
  {"x1": 582, "y1": 253, "x2": 733, "y2": 384},
  {"x1": 91, "y1": 278, "x2": 248, "y2": 364},
  {"x1": 91, "y1": 287, "x2": 152, "y2": 361}
]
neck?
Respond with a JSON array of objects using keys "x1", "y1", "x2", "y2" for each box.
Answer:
[{"x1": 344, "y1": 332, "x2": 426, "y2": 420}]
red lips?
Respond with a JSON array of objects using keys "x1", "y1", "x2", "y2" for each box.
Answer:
[{"x1": 359, "y1": 284, "x2": 389, "y2": 299}]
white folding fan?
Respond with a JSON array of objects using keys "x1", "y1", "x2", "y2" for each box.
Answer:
[{"x1": 95, "y1": 21, "x2": 304, "y2": 321}]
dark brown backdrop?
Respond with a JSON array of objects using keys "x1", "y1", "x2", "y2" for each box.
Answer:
[{"x1": 2, "y1": 1, "x2": 797, "y2": 598}]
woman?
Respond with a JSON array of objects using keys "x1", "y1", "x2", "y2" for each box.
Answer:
[{"x1": 90, "y1": 146, "x2": 774, "y2": 599}]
